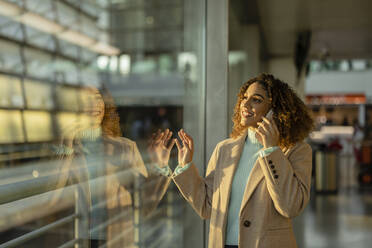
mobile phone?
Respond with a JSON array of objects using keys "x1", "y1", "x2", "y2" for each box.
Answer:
[
  {"x1": 257, "y1": 109, "x2": 273, "y2": 133},
  {"x1": 265, "y1": 109, "x2": 273, "y2": 120}
]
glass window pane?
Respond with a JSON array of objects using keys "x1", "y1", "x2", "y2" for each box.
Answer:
[
  {"x1": 24, "y1": 48, "x2": 53, "y2": 80},
  {"x1": 58, "y1": 40, "x2": 80, "y2": 60},
  {"x1": 56, "y1": 1, "x2": 79, "y2": 29},
  {"x1": 0, "y1": 39, "x2": 23, "y2": 74},
  {"x1": 56, "y1": 112, "x2": 78, "y2": 136},
  {"x1": 81, "y1": 2, "x2": 99, "y2": 17},
  {"x1": 24, "y1": 111, "x2": 53, "y2": 142},
  {"x1": 81, "y1": 49, "x2": 97, "y2": 64},
  {"x1": 0, "y1": 75, "x2": 24, "y2": 108},
  {"x1": 0, "y1": 110, "x2": 24, "y2": 143},
  {"x1": 24, "y1": 80, "x2": 54, "y2": 110},
  {"x1": 0, "y1": 16, "x2": 24, "y2": 41},
  {"x1": 80, "y1": 67, "x2": 99, "y2": 87},
  {"x1": 25, "y1": 26, "x2": 56, "y2": 51},
  {"x1": 81, "y1": 16, "x2": 99, "y2": 38},
  {"x1": 53, "y1": 58, "x2": 79, "y2": 84},
  {"x1": 56, "y1": 86, "x2": 79, "y2": 111},
  {"x1": 25, "y1": 0, "x2": 53, "y2": 16},
  {"x1": 0, "y1": 1, "x2": 208, "y2": 247}
]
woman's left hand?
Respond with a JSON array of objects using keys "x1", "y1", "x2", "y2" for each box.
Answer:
[{"x1": 255, "y1": 117, "x2": 280, "y2": 148}]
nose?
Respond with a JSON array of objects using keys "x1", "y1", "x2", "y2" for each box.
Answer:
[{"x1": 242, "y1": 99, "x2": 251, "y2": 108}]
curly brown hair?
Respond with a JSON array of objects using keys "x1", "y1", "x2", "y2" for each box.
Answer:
[
  {"x1": 230, "y1": 73, "x2": 314, "y2": 148},
  {"x1": 99, "y1": 85, "x2": 122, "y2": 137}
]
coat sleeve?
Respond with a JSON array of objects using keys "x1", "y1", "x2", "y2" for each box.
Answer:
[
  {"x1": 130, "y1": 141, "x2": 172, "y2": 216},
  {"x1": 257, "y1": 142, "x2": 313, "y2": 218},
  {"x1": 172, "y1": 143, "x2": 221, "y2": 219}
]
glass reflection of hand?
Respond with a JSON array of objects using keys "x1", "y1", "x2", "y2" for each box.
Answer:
[
  {"x1": 175, "y1": 129, "x2": 194, "y2": 166},
  {"x1": 59, "y1": 120, "x2": 88, "y2": 148},
  {"x1": 147, "y1": 129, "x2": 176, "y2": 167}
]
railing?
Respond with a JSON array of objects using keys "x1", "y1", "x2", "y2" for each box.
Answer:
[
  {"x1": 0, "y1": 214, "x2": 78, "y2": 248},
  {"x1": 0, "y1": 158, "x2": 175, "y2": 248}
]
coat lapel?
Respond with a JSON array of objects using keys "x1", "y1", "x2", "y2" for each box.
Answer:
[
  {"x1": 219, "y1": 133, "x2": 246, "y2": 216},
  {"x1": 239, "y1": 145, "x2": 292, "y2": 216},
  {"x1": 239, "y1": 159, "x2": 264, "y2": 216}
]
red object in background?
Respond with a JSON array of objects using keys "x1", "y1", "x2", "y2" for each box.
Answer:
[
  {"x1": 362, "y1": 174, "x2": 372, "y2": 184},
  {"x1": 361, "y1": 146, "x2": 372, "y2": 164},
  {"x1": 327, "y1": 139, "x2": 343, "y2": 151},
  {"x1": 306, "y1": 94, "x2": 366, "y2": 105},
  {"x1": 354, "y1": 147, "x2": 362, "y2": 163}
]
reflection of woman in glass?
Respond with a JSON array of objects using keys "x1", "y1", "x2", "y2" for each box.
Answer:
[
  {"x1": 172, "y1": 74, "x2": 314, "y2": 248},
  {"x1": 51, "y1": 86, "x2": 172, "y2": 248}
]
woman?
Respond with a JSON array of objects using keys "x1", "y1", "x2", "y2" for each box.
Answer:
[
  {"x1": 50, "y1": 86, "x2": 172, "y2": 248},
  {"x1": 173, "y1": 73, "x2": 314, "y2": 248}
]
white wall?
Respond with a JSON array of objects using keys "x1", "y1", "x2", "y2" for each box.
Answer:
[
  {"x1": 266, "y1": 57, "x2": 306, "y2": 99},
  {"x1": 305, "y1": 70, "x2": 372, "y2": 98}
]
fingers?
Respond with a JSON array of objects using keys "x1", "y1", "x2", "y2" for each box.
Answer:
[
  {"x1": 257, "y1": 121, "x2": 269, "y2": 133},
  {"x1": 259, "y1": 117, "x2": 277, "y2": 136},
  {"x1": 181, "y1": 129, "x2": 194, "y2": 150},
  {"x1": 154, "y1": 130, "x2": 164, "y2": 144},
  {"x1": 175, "y1": 138, "x2": 182, "y2": 151},
  {"x1": 149, "y1": 128, "x2": 195, "y2": 152},
  {"x1": 166, "y1": 130, "x2": 172, "y2": 142},
  {"x1": 255, "y1": 117, "x2": 280, "y2": 148},
  {"x1": 160, "y1": 129, "x2": 169, "y2": 144},
  {"x1": 164, "y1": 130, "x2": 174, "y2": 148},
  {"x1": 254, "y1": 127, "x2": 264, "y2": 144},
  {"x1": 148, "y1": 129, "x2": 161, "y2": 147},
  {"x1": 254, "y1": 127, "x2": 264, "y2": 137},
  {"x1": 180, "y1": 129, "x2": 192, "y2": 150},
  {"x1": 168, "y1": 138, "x2": 176, "y2": 150},
  {"x1": 178, "y1": 130, "x2": 187, "y2": 147},
  {"x1": 261, "y1": 116, "x2": 271, "y2": 125}
]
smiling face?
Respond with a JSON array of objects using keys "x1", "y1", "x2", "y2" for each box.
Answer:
[
  {"x1": 240, "y1": 82, "x2": 271, "y2": 128},
  {"x1": 82, "y1": 87, "x2": 105, "y2": 128}
]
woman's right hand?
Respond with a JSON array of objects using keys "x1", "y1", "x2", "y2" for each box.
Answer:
[
  {"x1": 59, "y1": 120, "x2": 87, "y2": 148},
  {"x1": 175, "y1": 129, "x2": 194, "y2": 166},
  {"x1": 147, "y1": 129, "x2": 175, "y2": 167}
]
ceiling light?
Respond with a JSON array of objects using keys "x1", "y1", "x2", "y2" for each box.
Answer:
[
  {"x1": 91, "y1": 42, "x2": 120, "y2": 56},
  {"x1": 0, "y1": 1, "x2": 21, "y2": 17},
  {"x1": 18, "y1": 12, "x2": 64, "y2": 34},
  {"x1": 0, "y1": 0, "x2": 120, "y2": 56},
  {"x1": 59, "y1": 30, "x2": 96, "y2": 47}
]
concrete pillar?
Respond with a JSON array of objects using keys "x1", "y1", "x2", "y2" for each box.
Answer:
[
  {"x1": 228, "y1": 19, "x2": 262, "y2": 133},
  {"x1": 183, "y1": 0, "x2": 229, "y2": 247},
  {"x1": 205, "y1": 0, "x2": 229, "y2": 158},
  {"x1": 359, "y1": 104, "x2": 366, "y2": 127},
  {"x1": 182, "y1": 0, "x2": 207, "y2": 246}
]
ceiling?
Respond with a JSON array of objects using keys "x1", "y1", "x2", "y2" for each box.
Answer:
[{"x1": 232, "y1": 0, "x2": 372, "y2": 59}]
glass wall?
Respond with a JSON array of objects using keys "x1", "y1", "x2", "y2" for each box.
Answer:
[{"x1": 0, "y1": 0, "x2": 208, "y2": 247}]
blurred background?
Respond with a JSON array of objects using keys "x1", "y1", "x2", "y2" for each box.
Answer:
[{"x1": 0, "y1": 0, "x2": 371, "y2": 247}]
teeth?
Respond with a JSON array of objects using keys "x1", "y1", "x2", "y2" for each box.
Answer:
[{"x1": 242, "y1": 111, "x2": 253, "y2": 117}]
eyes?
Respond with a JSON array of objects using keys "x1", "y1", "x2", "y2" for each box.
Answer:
[{"x1": 242, "y1": 95, "x2": 263, "y2": 103}]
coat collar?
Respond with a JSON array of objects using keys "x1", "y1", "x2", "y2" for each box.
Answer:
[{"x1": 219, "y1": 130, "x2": 295, "y2": 220}]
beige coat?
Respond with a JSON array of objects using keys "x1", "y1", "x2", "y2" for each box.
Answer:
[
  {"x1": 172, "y1": 133, "x2": 312, "y2": 248},
  {"x1": 103, "y1": 136, "x2": 171, "y2": 248},
  {"x1": 51, "y1": 136, "x2": 171, "y2": 248}
]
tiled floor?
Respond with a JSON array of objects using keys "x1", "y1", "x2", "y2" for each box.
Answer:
[{"x1": 293, "y1": 188, "x2": 372, "y2": 248}]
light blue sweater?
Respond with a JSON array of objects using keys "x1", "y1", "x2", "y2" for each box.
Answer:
[{"x1": 225, "y1": 129, "x2": 277, "y2": 245}]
